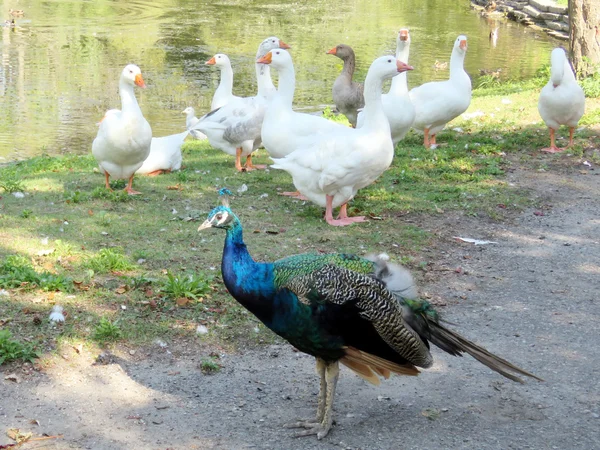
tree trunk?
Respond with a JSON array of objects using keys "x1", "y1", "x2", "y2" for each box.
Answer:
[{"x1": 569, "y1": 0, "x2": 600, "y2": 78}]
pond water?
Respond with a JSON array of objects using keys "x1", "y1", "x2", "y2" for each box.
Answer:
[{"x1": 0, "y1": 0, "x2": 559, "y2": 160}]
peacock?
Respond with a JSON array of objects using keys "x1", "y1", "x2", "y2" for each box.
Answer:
[{"x1": 199, "y1": 189, "x2": 543, "y2": 439}]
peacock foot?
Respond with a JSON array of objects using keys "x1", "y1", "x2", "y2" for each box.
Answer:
[
  {"x1": 287, "y1": 421, "x2": 332, "y2": 440},
  {"x1": 279, "y1": 191, "x2": 308, "y2": 200},
  {"x1": 327, "y1": 215, "x2": 367, "y2": 226},
  {"x1": 284, "y1": 418, "x2": 332, "y2": 440},
  {"x1": 541, "y1": 146, "x2": 564, "y2": 153}
]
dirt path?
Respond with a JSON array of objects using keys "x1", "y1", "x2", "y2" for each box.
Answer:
[{"x1": 1, "y1": 164, "x2": 599, "y2": 450}]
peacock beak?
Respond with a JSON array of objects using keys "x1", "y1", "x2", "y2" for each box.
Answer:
[
  {"x1": 198, "y1": 220, "x2": 213, "y2": 232},
  {"x1": 134, "y1": 74, "x2": 146, "y2": 88},
  {"x1": 256, "y1": 52, "x2": 273, "y2": 64}
]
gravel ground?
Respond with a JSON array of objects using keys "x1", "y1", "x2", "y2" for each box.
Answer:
[{"x1": 1, "y1": 165, "x2": 599, "y2": 450}]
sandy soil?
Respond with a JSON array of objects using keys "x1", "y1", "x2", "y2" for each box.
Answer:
[{"x1": 1, "y1": 159, "x2": 599, "y2": 450}]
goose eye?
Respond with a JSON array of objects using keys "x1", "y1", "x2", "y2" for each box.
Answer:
[{"x1": 388, "y1": 59, "x2": 392, "y2": 63}]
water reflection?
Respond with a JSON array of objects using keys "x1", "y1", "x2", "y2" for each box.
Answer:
[{"x1": 0, "y1": 0, "x2": 559, "y2": 159}]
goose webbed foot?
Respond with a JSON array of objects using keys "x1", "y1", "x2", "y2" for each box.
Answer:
[
  {"x1": 279, "y1": 191, "x2": 308, "y2": 200},
  {"x1": 243, "y1": 155, "x2": 266, "y2": 171}
]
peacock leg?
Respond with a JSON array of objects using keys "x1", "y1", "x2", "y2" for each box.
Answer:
[
  {"x1": 541, "y1": 128, "x2": 561, "y2": 153},
  {"x1": 243, "y1": 154, "x2": 266, "y2": 171},
  {"x1": 292, "y1": 361, "x2": 339, "y2": 439},
  {"x1": 103, "y1": 172, "x2": 113, "y2": 191},
  {"x1": 235, "y1": 148, "x2": 244, "y2": 171},
  {"x1": 284, "y1": 358, "x2": 327, "y2": 428},
  {"x1": 331, "y1": 203, "x2": 367, "y2": 226},
  {"x1": 124, "y1": 175, "x2": 142, "y2": 195}
]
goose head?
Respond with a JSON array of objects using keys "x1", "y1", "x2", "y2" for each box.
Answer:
[
  {"x1": 121, "y1": 64, "x2": 146, "y2": 88},
  {"x1": 257, "y1": 36, "x2": 290, "y2": 58},
  {"x1": 397, "y1": 28, "x2": 410, "y2": 46},
  {"x1": 454, "y1": 35, "x2": 468, "y2": 54},
  {"x1": 205, "y1": 53, "x2": 231, "y2": 68},
  {"x1": 369, "y1": 55, "x2": 413, "y2": 81},
  {"x1": 326, "y1": 44, "x2": 355, "y2": 61},
  {"x1": 256, "y1": 48, "x2": 292, "y2": 70},
  {"x1": 182, "y1": 106, "x2": 195, "y2": 116},
  {"x1": 549, "y1": 47, "x2": 571, "y2": 88}
]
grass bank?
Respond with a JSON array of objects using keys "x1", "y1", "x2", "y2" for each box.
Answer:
[{"x1": 0, "y1": 79, "x2": 599, "y2": 367}]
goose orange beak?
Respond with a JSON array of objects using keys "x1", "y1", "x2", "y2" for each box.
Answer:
[
  {"x1": 326, "y1": 47, "x2": 337, "y2": 55},
  {"x1": 279, "y1": 40, "x2": 291, "y2": 49},
  {"x1": 134, "y1": 74, "x2": 146, "y2": 88},
  {"x1": 399, "y1": 29, "x2": 409, "y2": 41},
  {"x1": 205, "y1": 56, "x2": 216, "y2": 65},
  {"x1": 396, "y1": 60, "x2": 413, "y2": 72},
  {"x1": 459, "y1": 39, "x2": 467, "y2": 50},
  {"x1": 257, "y1": 52, "x2": 272, "y2": 64}
]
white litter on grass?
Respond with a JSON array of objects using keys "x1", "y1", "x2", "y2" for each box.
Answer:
[
  {"x1": 0, "y1": 289, "x2": 9, "y2": 298},
  {"x1": 171, "y1": 208, "x2": 178, "y2": 214},
  {"x1": 196, "y1": 325, "x2": 209, "y2": 335},
  {"x1": 260, "y1": 193, "x2": 268, "y2": 198},
  {"x1": 461, "y1": 110, "x2": 484, "y2": 120},
  {"x1": 452, "y1": 127, "x2": 464, "y2": 133},
  {"x1": 41, "y1": 237, "x2": 49, "y2": 245},
  {"x1": 154, "y1": 339, "x2": 168, "y2": 348},
  {"x1": 453, "y1": 236, "x2": 499, "y2": 245},
  {"x1": 237, "y1": 184, "x2": 248, "y2": 193},
  {"x1": 49, "y1": 305, "x2": 65, "y2": 323},
  {"x1": 583, "y1": 161, "x2": 592, "y2": 168},
  {"x1": 501, "y1": 98, "x2": 512, "y2": 104},
  {"x1": 12, "y1": 192, "x2": 25, "y2": 198}
]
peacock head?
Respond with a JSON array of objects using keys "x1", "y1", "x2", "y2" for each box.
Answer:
[{"x1": 198, "y1": 189, "x2": 238, "y2": 231}]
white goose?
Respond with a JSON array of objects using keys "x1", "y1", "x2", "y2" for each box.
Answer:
[
  {"x1": 92, "y1": 64, "x2": 152, "y2": 195},
  {"x1": 259, "y1": 49, "x2": 348, "y2": 197},
  {"x1": 537, "y1": 47, "x2": 585, "y2": 153},
  {"x1": 271, "y1": 56, "x2": 413, "y2": 226},
  {"x1": 136, "y1": 115, "x2": 189, "y2": 176},
  {"x1": 357, "y1": 28, "x2": 415, "y2": 143},
  {"x1": 183, "y1": 106, "x2": 199, "y2": 129},
  {"x1": 190, "y1": 37, "x2": 290, "y2": 171},
  {"x1": 409, "y1": 35, "x2": 471, "y2": 148},
  {"x1": 206, "y1": 53, "x2": 242, "y2": 110}
]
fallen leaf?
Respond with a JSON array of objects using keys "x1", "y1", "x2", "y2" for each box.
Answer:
[
  {"x1": 166, "y1": 184, "x2": 183, "y2": 191},
  {"x1": 4, "y1": 373, "x2": 21, "y2": 383},
  {"x1": 176, "y1": 297, "x2": 190, "y2": 306},
  {"x1": 533, "y1": 211, "x2": 545, "y2": 216},
  {"x1": 87, "y1": 210, "x2": 94, "y2": 216},
  {"x1": 115, "y1": 285, "x2": 128, "y2": 295},
  {"x1": 421, "y1": 408, "x2": 441, "y2": 421}
]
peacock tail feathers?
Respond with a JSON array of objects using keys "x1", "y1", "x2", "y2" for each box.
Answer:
[{"x1": 276, "y1": 262, "x2": 434, "y2": 368}]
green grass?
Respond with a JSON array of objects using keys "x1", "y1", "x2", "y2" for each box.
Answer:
[
  {"x1": 93, "y1": 317, "x2": 123, "y2": 344},
  {"x1": 0, "y1": 330, "x2": 40, "y2": 365},
  {"x1": 0, "y1": 77, "x2": 598, "y2": 364}
]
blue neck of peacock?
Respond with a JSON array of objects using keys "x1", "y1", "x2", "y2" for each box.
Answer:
[
  {"x1": 221, "y1": 221, "x2": 277, "y2": 321},
  {"x1": 119, "y1": 80, "x2": 142, "y2": 116}
]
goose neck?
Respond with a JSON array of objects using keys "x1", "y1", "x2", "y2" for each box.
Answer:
[
  {"x1": 390, "y1": 44, "x2": 410, "y2": 95},
  {"x1": 119, "y1": 80, "x2": 141, "y2": 114},
  {"x1": 449, "y1": 48, "x2": 466, "y2": 82}
]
